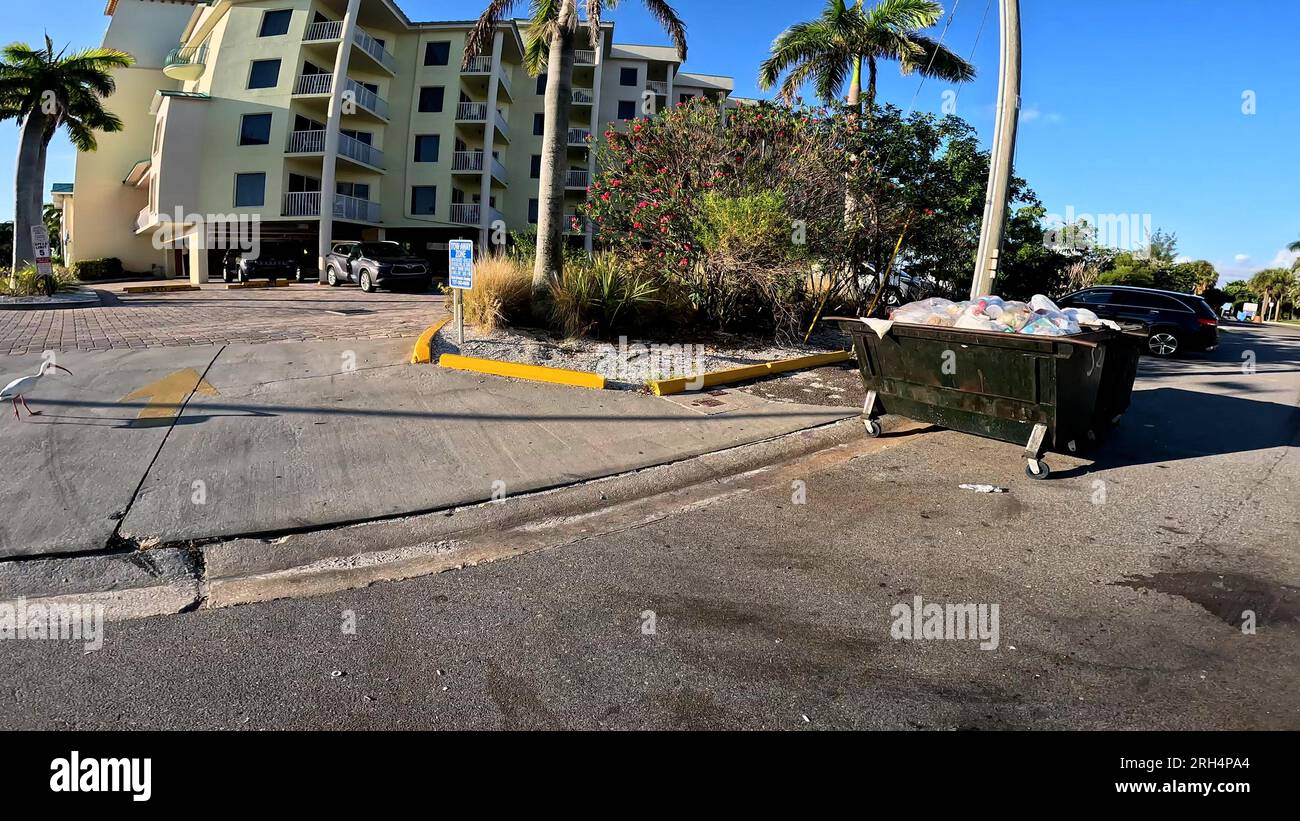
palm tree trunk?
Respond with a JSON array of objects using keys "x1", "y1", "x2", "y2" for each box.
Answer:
[
  {"x1": 12, "y1": 110, "x2": 48, "y2": 276},
  {"x1": 866, "y1": 57, "x2": 878, "y2": 114},
  {"x1": 532, "y1": 0, "x2": 578, "y2": 301}
]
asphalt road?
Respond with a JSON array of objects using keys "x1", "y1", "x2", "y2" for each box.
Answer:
[{"x1": 3, "y1": 322, "x2": 1297, "y2": 730}]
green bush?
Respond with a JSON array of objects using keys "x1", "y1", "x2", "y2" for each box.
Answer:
[
  {"x1": 1, "y1": 265, "x2": 76, "y2": 297},
  {"x1": 71, "y1": 257, "x2": 123, "y2": 280},
  {"x1": 546, "y1": 253, "x2": 659, "y2": 339}
]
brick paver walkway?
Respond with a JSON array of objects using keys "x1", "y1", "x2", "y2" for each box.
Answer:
[{"x1": 0, "y1": 282, "x2": 446, "y2": 356}]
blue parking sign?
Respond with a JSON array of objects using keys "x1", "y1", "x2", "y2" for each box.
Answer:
[{"x1": 449, "y1": 240, "x2": 474, "y2": 289}]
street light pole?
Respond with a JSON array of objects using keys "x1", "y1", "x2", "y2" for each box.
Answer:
[{"x1": 970, "y1": 0, "x2": 1022, "y2": 299}]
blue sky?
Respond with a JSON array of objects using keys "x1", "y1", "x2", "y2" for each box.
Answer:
[{"x1": 4, "y1": 0, "x2": 1297, "y2": 283}]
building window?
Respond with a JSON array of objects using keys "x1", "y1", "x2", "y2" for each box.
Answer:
[
  {"x1": 413, "y1": 135, "x2": 440, "y2": 163},
  {"x1": 619, "y1": 67, "x2": 637, "y2": 86},
  {"x1": 234, "y1": 173, "x2": 265, "y2": 207},
  {"x1": 337, "y1": 181, "x2": 369, "y2": 200},
  {"x1": 536, "y1": 74, "x2": 547, "y2": 95},
  {"x1": 424, "y1": 41, "x2": 451, "y2": 66},
  {"x1": 533, "y1": 112, "x2": 544, "y2": 136},
  {"x1": 418, "y1": 86, "x2": 444, "y2": 113},
  {"x1": 259, "y1": 9, "x2": 293, "y2": 37},
  {"x1": 238, "y1": 113, "x2": 272, "y2": 146},
  {"x1": 247, "y1": 59, "x2": 281, "y2": 90},
  {"x1": 411, "y1": 186, "x2": 437, "y2": 215},
  {"x1": 679, "y1": 93, "x2": 693, "y2": 104},
  {"x1": 617, "y1": 100, "x2": 636, "y2": 120},
  {"x1": 530, "y1": 155, "x2": 541, "y2": 178},
  {"x1": 528, "y1": 198, "x2": 538, "y2": 224}
]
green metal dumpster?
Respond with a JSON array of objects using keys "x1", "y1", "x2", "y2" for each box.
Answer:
[{"x1": 830, "y1": 318, "x2": 1144, "y2": 479}]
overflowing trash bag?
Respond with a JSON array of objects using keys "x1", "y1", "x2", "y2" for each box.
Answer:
[{"x1": 889, "y1": 293, "x2": 1113, "y2": 337}]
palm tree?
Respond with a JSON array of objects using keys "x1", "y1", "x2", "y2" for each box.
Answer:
[
  {"x1": 758, "y1": 0, "x2": 973, "y2": 116},
  {"x1": 464, "y1": 1, "x2": 686, "y2": 300},
  {"x1": 1288, "y1": 239, "x2": 1300, "y2": 272},
  {"x1": 0, "y1": 36, "x2": 132, "y2": 274},
  {"x1": 1248, "y1": 268, "x2": 1293, "y2": 322},
  {"x1": 42, "y1": 202, "x2": 62, "y2": 257}
]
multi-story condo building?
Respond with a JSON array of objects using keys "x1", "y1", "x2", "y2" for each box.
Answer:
[{"x1": 59, "y1": 0, "x2": 735, "y2": 282}]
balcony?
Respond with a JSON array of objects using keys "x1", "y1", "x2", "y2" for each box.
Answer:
[
  {"x1": 456, "y1": 102, "x2": 510, "y2": 140},
  {"x1": 567, "y1": 128, "x2": 592, "y2": 146},
  {"x1": 451, "y1": 151, "x2": 508, "y2": 184},
  {"x1": 564, "y1": 169, "x2": 590, "y2": 189},
  {"x1": 133, "y1": 205, "x2": 156, "y2": 234},
  {"x1": 163, "y1": 45, "x2": 207, "y2": 81},
  {"x1": 285, "y1": 130, "x2": 384, "y2": 170},
  {"x1": 571, "y1": 87, "x2": 595, "y2": 105},
  {"x1": 293, "y1": 73, "x2": 333, "y2": 96},
  {"x1": 282, "y1": 192, "x2": 380, "y2": 223},
  {"x1": 462, "y1": 56, "x2": 491, "y2": 73},
  {"x1": 291, "y1": 75, "x2": 389, "y2": 121},
  {"x1": 646, "y1": 80, "x2": 669, "y2": 96},
  {"x1": 450, "y1": 203, "x2": 505, "y2": 227},
  {"x1": 575, "y1": 49, "x2": 596, "y2": 66},
  {"x1": 303, "y1": 20, "x2": 396, "y2": 75},
  {"x1": 563, "y1": 212, "x2": 589, "y2": 234}
]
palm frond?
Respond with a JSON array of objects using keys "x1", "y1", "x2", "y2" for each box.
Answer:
[
  {"x1": 641, "y1": 0, "x2": 687, "y2": 61},
  {"x1": 463, "y1": 0, "x2": 521, "y2": 66}
]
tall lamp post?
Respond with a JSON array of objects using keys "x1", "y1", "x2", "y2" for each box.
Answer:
[{"x1": 970, "y1": 0, "x2": 1022, "y2": 298}]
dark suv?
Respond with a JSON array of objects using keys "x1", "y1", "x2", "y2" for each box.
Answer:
[
  {"x1": 222, "y1": 242, "x2": 311, "y2": 283},
  {"x1": 1057, "y1": 285, "x2": 1219, "y2": 357},
  {"x1": 325, "y1": 241, "x2": 432, "y2": 293}
]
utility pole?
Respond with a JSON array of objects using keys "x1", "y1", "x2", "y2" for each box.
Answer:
[{"x1": 970, "y1": 0, "x2": 1021, "y2": 298}]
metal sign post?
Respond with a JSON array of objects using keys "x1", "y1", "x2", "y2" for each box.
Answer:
[{"x1": 448, "y1": 239, "x2": 474, "y2": 346}]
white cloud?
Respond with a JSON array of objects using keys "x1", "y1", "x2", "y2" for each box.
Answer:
[
  {"x1": 1268, "y1": 247, "x2": 1299, "y2": 269},
  {"x1": 1234, "y1": 253, "x2": 1251, "y2": 263}
]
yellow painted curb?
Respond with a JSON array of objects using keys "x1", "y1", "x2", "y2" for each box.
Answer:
[
  {"x1": 225, "y1": 280, "x2": 292, "y2": 289},
  {"x1": 649, "y1": 350, "x2": 852, "y2": 396},
  {"x1": 410, "y1": 316, "x2": 452, "y2": 364},
  {"x1": 123, "y1": 283, "x2": 200, "y2": 294},
  {"x1": 439, "y1": 353, "x2": 606, "y2": 390}
]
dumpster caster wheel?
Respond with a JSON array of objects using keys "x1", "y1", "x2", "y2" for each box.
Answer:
[
  {"x1": 862, "y1": 418, "x2": 882, "y2": 438},
  {"x1": 1025, "y1": 459, "x2": 1051, "y2": 480}
]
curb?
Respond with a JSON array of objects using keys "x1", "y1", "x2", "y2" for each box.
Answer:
[
  {"x1": 224, "y1": 280, "x2": 293, "y2": 290},
  {"x1": 0, "y1": 288, "x2": 102, "y2": 311},
  {"x1": 649, "y1": 350, "x2": 853, "y2": 396},
  {"x1": 438, "y1": 353, "x2": 606, "y2": 389},
  {"x1": 410, "y1": 316, "x2": 452, "y2": 364},
  {"x1": 0, "y1": 548, "x2": 201, "y2": 624},
  {"x1": 122, "y1": 283, "x2": 201, "y2": 294}
]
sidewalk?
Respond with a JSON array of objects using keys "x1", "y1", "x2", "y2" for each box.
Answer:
[{"x1": 0, "y1": 338, "x2": 855, "y2": 558}]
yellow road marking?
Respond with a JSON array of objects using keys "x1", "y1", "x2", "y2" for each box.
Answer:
[
  {"x1": 438, "y1": 354, "x2": 606, "y2": 389},
  {"x1": 120, "y1": 368, "x2": 219, "y2": 423}
]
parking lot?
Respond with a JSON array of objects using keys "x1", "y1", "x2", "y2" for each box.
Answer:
[{"x1": 0, "y1": 280, "x2": 445, "y2": 355}]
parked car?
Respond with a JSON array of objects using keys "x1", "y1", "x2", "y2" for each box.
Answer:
[
  {"x1": 1057, "y1": 285, "x2": 1219, "y2": 357},
  {"x1": 325, "y1": 241, "x2": 432, "y2": 292},
  {"x1": 221, "y1": 242, "x2": 311, "y2": 283}
]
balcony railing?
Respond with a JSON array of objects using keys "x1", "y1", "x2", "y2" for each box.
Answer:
[
  {"x1": 451, "y1": 150, "x2": 484, "y2": 171},
  {"x1": 567, "y1": 128, "x2": 592, "y2": 145},
  {"x1": 646, "y1": 80, "x2": 669, "y2": 95},
  {"x1": 286, "y1": 129, "x2": 326, "y2": 154},
  {"x1": 575, "y1": 49, "x2": 596, "y2": 65},
  {"x1": 345, "y1": 78, "x2": 389, "y2": 120},
  {"x1": 134, "y1": 205, "x2": 154, "y2": 233},
  {"x1": 352, "y1": 27, "x2": 396, "y2": 73},
  {"x1": 563, "y1": 213, "x2": 589, "y2": 234},
  {"x1": 282, "y1": 192, "x2": 380, "y2": 223},
  {"x1": 462, "y1": 56, "x2": 492, "y2": 73},
  {"x1": 304, "y1": 21, "x2": 396, "y2": 73},
  {"x1": 294, "y1": 73, "x2": 333, "y2": 96},
  {"x1": 303, "y1": 20, "x2": 344, "y2": 41},
  {"x1": 162, "y1": 44, "x2": 208, "y2": 80},
  {"x1": 339, "y1": 132, "x2": 383, "y2": 168},
  {"x1": 565, "y1": 169, "x2": 590, "y2": 188},
  {"x1": 450, "y1": 203, "x2": 480, "y2": 225},
  {"x1": 491, "y1": 155, "x2": 508, "y2": 183},
  {"x1": 456, "y1": 101, "x2": 487, "y2": 120},
  {"x1": 571, "y1": 88, "x2": 594, "y2": 105}
]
